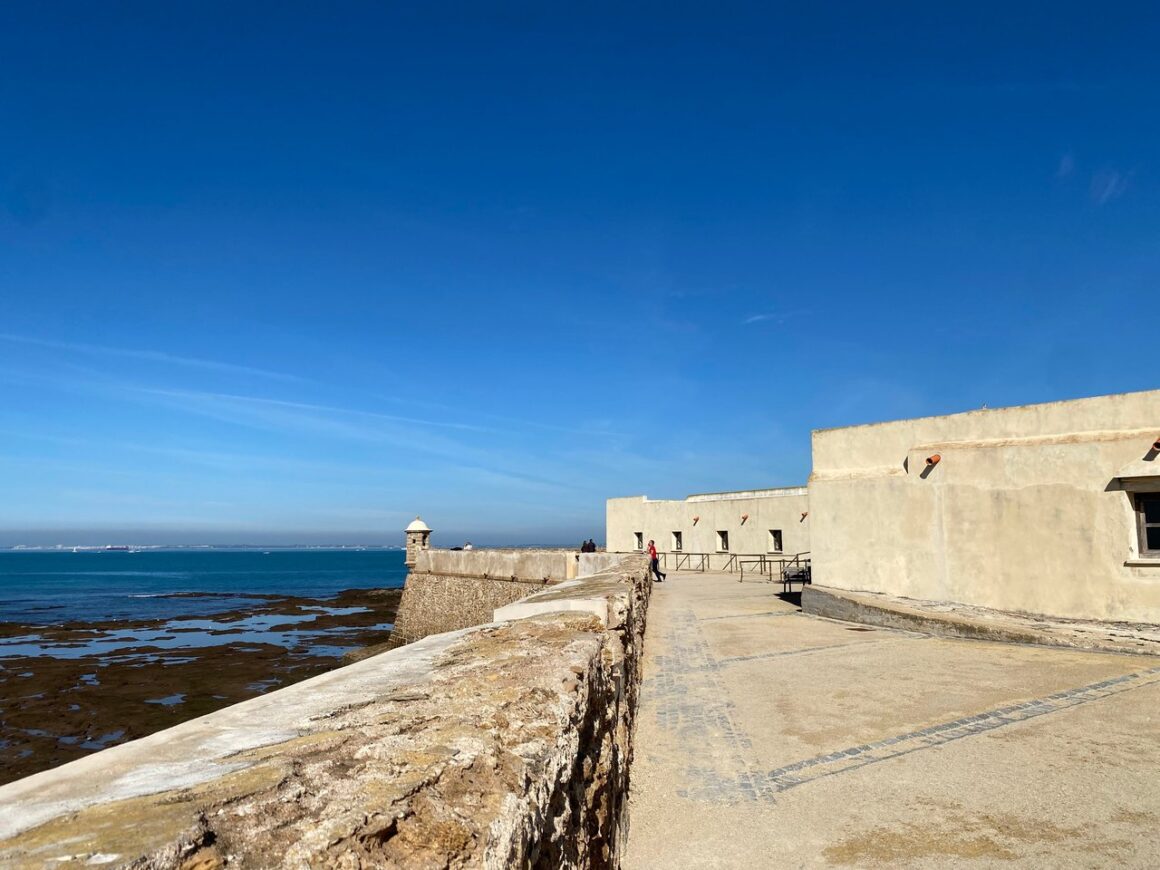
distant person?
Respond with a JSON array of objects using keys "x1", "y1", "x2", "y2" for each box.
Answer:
[
  {"x1": 463, "y1": 542, "x2": 473, "y2": 550},
  {"x1": 647, "y1": 539, "x2": 665, "y2": 583},
  {"x1": 587, "y1": 538, "x2": 597, "y2": 552}
]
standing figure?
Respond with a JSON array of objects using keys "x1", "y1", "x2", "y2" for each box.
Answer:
[{"x1": 647, "y1": 539, "x2": 666, "y2": 583}]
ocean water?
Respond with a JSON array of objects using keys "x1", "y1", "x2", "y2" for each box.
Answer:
[
  {"x1": 0, "y1": 549, "x2": 410, "y2": 782},
  {"x1": 0, "y1": 549, "x2": 409, "y2": 624}
]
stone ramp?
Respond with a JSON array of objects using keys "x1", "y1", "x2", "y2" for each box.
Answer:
[
  {"x1": 804, "y1": 584, "x2": 1160, "y2": 658},
  {"x1": 621, "y1": 570, "x2": 1160, "y2": 868}
]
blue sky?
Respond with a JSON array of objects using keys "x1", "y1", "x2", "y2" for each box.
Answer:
[{"x1": 1, "y1": 3, "x2": 1157, "y2": 545}]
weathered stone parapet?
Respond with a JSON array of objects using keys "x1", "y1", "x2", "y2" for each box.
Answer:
[
  {"x1": 389, "y1": 548, "x2": 591, "y2": 647},
  {"x1": 415, "y1": 548, "x2": 582, "y2": 582},
  {"x1": 576, "y1": 552, "x2": 623, "y2": 577},
  {"x1": 0, "y1": 554, "x2": 651, "y2": 869},
  {"x1": 388, "y1": 572, "x2": 546, "y2": 647}
]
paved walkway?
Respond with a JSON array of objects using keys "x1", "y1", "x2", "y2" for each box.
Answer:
[{"x1": 621, "y1": 571, "x2": 1160, "y2": 868}]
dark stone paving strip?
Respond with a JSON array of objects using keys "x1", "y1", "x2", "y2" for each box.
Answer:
[
  {"x1": 651, "y1": 610, "x2": 763, "y2": 800},
  {"x1": 681, "y1": 665, "x2": 1160, "y2": 803}
]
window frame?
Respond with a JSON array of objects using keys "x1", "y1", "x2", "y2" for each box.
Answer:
[
  {"x1": 1136, "y1": 492, "x2": 1160, "y2": 557},
  {"x1": 717, "y1": 530, "x2": 729, "y2": 552},
  {"x1": 768, "y1": 529, "x2": 783, "y2": 553},
  {"x1": 672, "y1": 531, "x2": 683, "y2": 552},
  {"x1": 633, "y1": 531, "x2": 644, "y2": 551}
]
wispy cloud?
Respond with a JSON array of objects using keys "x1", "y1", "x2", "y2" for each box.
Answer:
[
  {"x1": 1090, "y1": 168, "x2": 1130, "y2": 205},
  {"x1": 369, "y1": 392, "x2": 628, "y2": 439},
  {"x1": 0, "y1": 334, "x2": 305, "y2": 383},
  {"x1": 172, "y1": 388, "x2": 631, "y2": 491},
  {"x1": 122, "y1": 386, "x2": 583, "y2": 485},
  {"x1": 1056, "y1": 153, "x2": 1075, "y2": 178},
  {"x1": 1, "y1": 363, "x2": 657, "y2": 506},
  {"x1": 132, "y1": 387, "x2": 493, "y2": 434},
  {"x1": 0, "y1": 429, "x2": 429, "y2": 500},
  {"x1": 743, "y1": 309, "x2": 811, "y2": 326},
  {"x1": 113, "y1": 441, "x2": 409, "y2": 481}
]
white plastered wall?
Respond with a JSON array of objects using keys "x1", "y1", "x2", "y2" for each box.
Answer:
[
  {"x1": 606, "y1": 487, "x2": 810, "y2": 563},
  {"x1": 809, "y1": 389, "x2": 1160, "y2": 621}
]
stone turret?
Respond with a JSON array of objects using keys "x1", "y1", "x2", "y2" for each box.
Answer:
[{"x1": 404, "y1": 516, "x2": 432, "y2": 568}]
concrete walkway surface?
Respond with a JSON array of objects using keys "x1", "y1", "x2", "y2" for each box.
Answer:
[{"x1": 622, "y1": 571, "x2": 1160, "y2": 868}]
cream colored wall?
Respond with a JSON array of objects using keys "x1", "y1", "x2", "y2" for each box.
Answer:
[
  {"x1": 810, "y1": 389, "x2": 1160, "y2": 621},
  {"x1": 606, "y1": 488, "x2": 810, "y2": 564}
]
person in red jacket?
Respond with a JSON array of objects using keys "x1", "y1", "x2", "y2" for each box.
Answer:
[{"x1": 647, "y1": 539, "x2": 666, "y2": 583}]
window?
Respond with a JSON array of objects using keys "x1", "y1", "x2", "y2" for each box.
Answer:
[
  {"x1": 768, "y1": 529, "x2": 783, "y2": 553},
  {"x1": 1137, "y1": 493, "x2": 1160, "y2": 556},
  {"x1": 717, "y1": 530, "x2": 729, "y2": 552},
  {"x1": 672, "y1": 531, "x2": 683, "y2": 551},
  {"x1": 634, "y1": 531, "x2": 644, "y2": 551}
]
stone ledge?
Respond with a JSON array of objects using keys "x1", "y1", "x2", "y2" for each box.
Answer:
[
  {"x1": 0, "y1": 555, "x2": 652, "y2": 869},
  {"x1": 803, "y1": 585, "x2": 1160, "y2": 657},
  {"x1": 494, "y1": 571, "x2": 637, "y2": 629},
  {"x1": 415, "y1": 548, "x2": 579, "y2": 582}
]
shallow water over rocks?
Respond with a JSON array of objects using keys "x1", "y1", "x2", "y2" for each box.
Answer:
[{"x1": 0, "y1": 587, "x2": 401, "y2": 785}]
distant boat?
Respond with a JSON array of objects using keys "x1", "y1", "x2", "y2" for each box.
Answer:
[{"x1": 104, "y1": 546, "x2": 131, "y2": 552}]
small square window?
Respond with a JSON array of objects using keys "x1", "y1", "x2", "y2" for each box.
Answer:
[
  {"x1": 1136, "y1": 493, "x2": 1160, "y2": 556},
  {"x1": 717, "y1": 530, "x2": 729, "y2": 552},
  {"x1": 672, "y1": 531, "x2": 683, "y2": 551},
  {"x1": 634, "y1": 532, "x2": 644, "y2": 551},
  {"x1": 768, "y1": 529, "x2": 783, "y2": 553}
]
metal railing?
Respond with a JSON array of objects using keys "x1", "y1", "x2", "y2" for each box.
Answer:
[
  {"x1": 737, "y1": 551, "x2": 811, "y2": 592},
  {"x1": 666, "y1": 552, "x2": 754, "y2": 574},
  {"x1": 779, "y1": 553, "x2": 812, "y2": 594},
  {"x1": 621, "y1": 550, "x2": 806, "y2": 582},
  {"x1": 673, "y1": 552, "x2": 709, "y2": 572},
  {"x1": 737, "y1": 555, "x2": 768, "y2": 581}
]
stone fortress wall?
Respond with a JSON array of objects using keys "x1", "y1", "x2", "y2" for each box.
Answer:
[
  {"x1": 388, "y1": 548, "x2": 581, "y2": 646},
  {"x1": 0, "y1": 554, "x2": 652, "y2": 869},
  {"x1": 606, "y1": 486, "x2": 811, "y2": 566}
]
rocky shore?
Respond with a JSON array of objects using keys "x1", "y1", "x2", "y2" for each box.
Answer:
[{"x1": 0, "y1": 588, "x2": 401, "y2": 785}]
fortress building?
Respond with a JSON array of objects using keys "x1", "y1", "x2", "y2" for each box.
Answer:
[
  {"x1": 606, "y1": 486, "x2": 810, "y2": 570},
  {"x1": 609, "y1": 388, "x2": 1160, "y2": 622}
]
